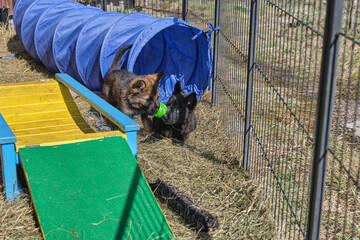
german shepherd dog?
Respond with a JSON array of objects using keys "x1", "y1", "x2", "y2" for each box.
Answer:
[
  {"x1": 102, "y1": 45, "x2": 163, "y2": 130},
  {"x1": 152, "y1": 82, "x2": 198, "y2": 143}
]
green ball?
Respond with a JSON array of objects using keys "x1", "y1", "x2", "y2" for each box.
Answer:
[{"x1": 154, "y1": 102, "x2": 168, "y2": 118}]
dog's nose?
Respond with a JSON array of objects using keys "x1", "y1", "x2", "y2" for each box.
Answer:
[
  {"x1": 153, "y1": 102, "x2": 160, "y2": 113},
  {"x1": 149, "y1": 108, "x2": 157, "y2": 115},
  {"x1": 147, "y1": 101, "x2": 160, "y2": 115}
]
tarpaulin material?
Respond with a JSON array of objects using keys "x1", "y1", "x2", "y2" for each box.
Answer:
[
  {"x1": 13, "y1": 0, "x2": 213, "y2": 102},
  {"x1": 53, "y1": 6, "x2": 103, "y2": 82}
]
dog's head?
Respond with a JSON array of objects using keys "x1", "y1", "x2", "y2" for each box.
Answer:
[
  {"x1": 128, "y1": 72, "x2": 164, "y2": 115},
  {"x1": 154, "y1": 81, "x2": 198, "y2": 142},
  {"x1": 162, "y1": 82, "x2": 197, "y2": 125}
]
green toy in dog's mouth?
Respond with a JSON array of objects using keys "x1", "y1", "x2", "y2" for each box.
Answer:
[{"x1": 155, "y1": 102, "x2": 168, "y2": 118}]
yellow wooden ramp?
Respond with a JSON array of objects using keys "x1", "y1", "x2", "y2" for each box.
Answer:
[{"x1": 0, "y1": 79, "x2": 125, "y2": 151}]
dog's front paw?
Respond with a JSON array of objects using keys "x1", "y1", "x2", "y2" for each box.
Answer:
[
  {"x1": 94, "y1": 114, "x2": 115, "y2": 132},
  {"x1": 140, "y1": 132, "x2": 159, "y2": 144}
]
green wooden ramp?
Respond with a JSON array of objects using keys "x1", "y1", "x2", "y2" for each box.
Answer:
[{"x1": 19, "y1": 137, "x2": 174, "y2": 239}]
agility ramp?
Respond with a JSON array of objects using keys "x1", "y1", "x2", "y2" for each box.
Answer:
[
  {"x1": 0, "y1": 79, "x2": 126, "y2": 151},
  {"x1": 0, "y1": 74, "x2": 174, "y2": 238},
  {"x1": 20, "y1": 137, "x2": 174, "y2": 239}
]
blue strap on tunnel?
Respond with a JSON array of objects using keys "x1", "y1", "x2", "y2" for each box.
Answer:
[
  {"x1": 0, "y1": 51, "x2": 25, "y2": 59},
  {"x1": 192, "y1": 23, "x2": 220, "y2": 90},
  {"x1": 1, "y1": 54, "x2": 18, "y2": 59},
  {"x1": 191, "y1": 22, "x2": 220, "y2": 40}
]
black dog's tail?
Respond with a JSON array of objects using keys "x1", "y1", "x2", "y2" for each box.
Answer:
[{"x1": 108, "y1": 44, "x2": 133, "y2": 73}]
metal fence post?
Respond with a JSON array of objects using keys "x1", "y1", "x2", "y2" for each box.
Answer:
[
  {"x1": 211, "y1": 0, "x2": 221, "y2": 106},
  {"x1": 101, "y1": 0, "x2": 107, "y2": 11},
  {"x1": 182, "y1": 0, "x2": 188, "y2": 21},
  {"x1": 242, "y1": 0, "x2": 258, "y2": 170},
  {"x1": 307, "y1": 0, "x2": 345, "y2": 239}
]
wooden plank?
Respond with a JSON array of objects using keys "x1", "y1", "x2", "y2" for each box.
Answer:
[
  {"x1": 16, "y1": 129, "x2": 86, "y2": 142},
  {"x1": 15, "y1": 131, "x2": 126, "y2": 151},
  {"x1": 0, "y1": 102, "x2": 78, "y2": 116},
  {"x1": 12, "y1": 123, "x2": 93, "y2": 137},
  {"x1": 0, "y1": 82, "x2": 59, "y2": 97},
  {"x1": 0, "y1": 0, "x2": 14, "y2": 15},
  {"x1": 7, "y1": 116, "x2": 87, "y2": 130},
  {"x1": 0, "y1": 94, "x2": 68, "y2": 107},
  {"x1": 0, "y1": 79, "x2": 56, "y2": 88},
  {"x1": 4, "y1": 110, "x2": 91, "y2": 135},
  {"x1": 0, "y1": 80, "x2": 75, "y2": 110},
  {"x1": 3, "y1": 110, "x2": 76, "y2": 124}
]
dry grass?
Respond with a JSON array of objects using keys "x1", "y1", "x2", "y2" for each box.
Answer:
[
  {"x1": 0, "y1": 27, "x2": 277, "y2": 239},
  {"x1": 202, "y1": 1, "x2": 360, "y2": 239},
  {"x1": 0, "y1": 187, "x2": 41, "y2": 239},
  {"x1": 0, "y1": 28, "x2": 53, "y2": 84},
  {"x1": 137, "y1": 100, "x2": 276, "y2": 239}
]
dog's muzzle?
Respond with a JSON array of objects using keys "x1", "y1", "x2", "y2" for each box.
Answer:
[{"x1": 162, "y1": 107, "x2": 180, "y2": 125}]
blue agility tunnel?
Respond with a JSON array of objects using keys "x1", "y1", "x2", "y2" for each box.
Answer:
[{"x1": 13, "y1": 0, "x2": 214, "y2": 102}]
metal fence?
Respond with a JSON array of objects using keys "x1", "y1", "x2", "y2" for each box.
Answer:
[
  {"x1": 210, "y1": 0, "x2": 359, "y2": 239},
  {"x1": 94, "y1": 0, "x2": 359, "y2": 239}
]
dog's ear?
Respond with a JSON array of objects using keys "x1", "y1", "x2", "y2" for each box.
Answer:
[
  {"x1": 157, "y1": 72, "x2": 164, "y2": 82},
  {"x1": 185, "y1": 92, "x2": 197, "y2": 110},
  {"x1": 174, "y1": 81, "x2": 182, "y2": 93},
  {"x1": 132, "y1": 79, "x2": 146, "y2": 93},
  {"x1": 150, "y1": 72, "x2": 164, "y2": 83}
]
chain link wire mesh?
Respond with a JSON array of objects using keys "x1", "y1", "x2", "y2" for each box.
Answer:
[
  {"x1": 212, "y1": 1, "x2": 359, "y2": 239},
  {"x1": 80, "y1": 0, "x2": 359, "y2": 238},
  {"x1": 324, "y1": 0, "x2": 359, "y2": 239},
  {"x1": 132, "y1": 0, "x2": 181, "y2": 18}
]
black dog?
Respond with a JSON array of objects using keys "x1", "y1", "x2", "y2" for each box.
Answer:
[{"x1": 152, "y1": 82, "x2": 198, "y2": 143}]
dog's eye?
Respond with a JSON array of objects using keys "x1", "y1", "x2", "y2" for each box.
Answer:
[
  {"x1": 167, "y1": 97, "x2": 176, "y2": 105},
  {"x1": 170, "y1": 102, "x2": 178, "y2": 109}
]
